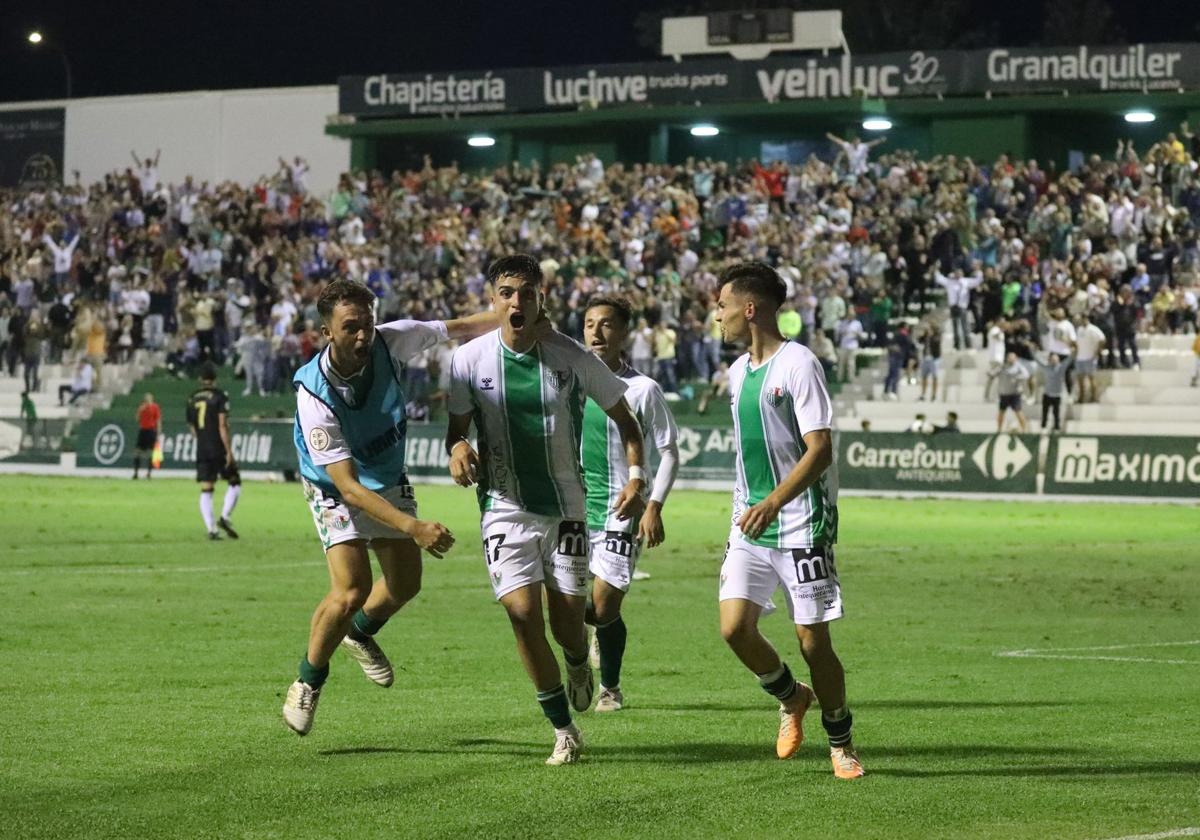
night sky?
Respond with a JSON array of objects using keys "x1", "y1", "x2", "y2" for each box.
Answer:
[{"x1": 3, "y1": 0, "x2": 1199, "y2": 104}]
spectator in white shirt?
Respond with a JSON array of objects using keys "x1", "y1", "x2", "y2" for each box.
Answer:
[
  {"x1": 835, "y1": 315, "x2": 867, "y2": 383},
  {"x1": 130, "y1": 149, "x2": 161, "y2": 194},
  {"x1": 42, "y1": 228, "x2": 79, "y2": 289},
  {"x1": 934, "y1": 266, "x2": 984, "y2": 349},
  {"x1": 58, "y1": 359, "x2": 94, "y2": 406}
]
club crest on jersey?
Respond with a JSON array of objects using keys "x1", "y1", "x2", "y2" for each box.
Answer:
[
  {"x1": 545, "y1": 369, "x2": 569, "y2": 390},
  {"x1": 764, "y1": 386, "x2": 785, "y2": 407}
]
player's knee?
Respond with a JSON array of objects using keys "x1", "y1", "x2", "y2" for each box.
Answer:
[
  {"x1": 591, "y1": 602, "x2": 621, "y2": 626},
  {"x1": 720, "y1": 618, "x2": 755, "y2": 648},
  {"x1": 505, "y1": 603, "x2": 543, "y2": 637},
  {"x1": 330, "y1": 585, "x2": 370, "y2": 618}
]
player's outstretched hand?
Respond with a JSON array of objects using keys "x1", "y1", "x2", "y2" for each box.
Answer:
[
  {"x1": 738, "y1": 497, "x2": 781, "y2": 541},
  {"x1": 412, "y1": 520, "x2": 455, "y2": 558},
  {"x1": 637, "y1": 501, "x2": 665, "y2": 548},
  {"x1": 613, "y1": 480, "x2": 646, "y2": 522},
  {"x1": 449, "y1": 443, "x2": 479, "y2": 487}
]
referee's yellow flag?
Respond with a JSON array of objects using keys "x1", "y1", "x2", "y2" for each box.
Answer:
[{"x1": 151, "y1": 440, "x2": 163, "y2": 469}]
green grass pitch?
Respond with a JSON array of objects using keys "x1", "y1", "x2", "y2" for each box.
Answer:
[{"x1": 2, "y1": 476, "x2": 1198, "y2": 839}]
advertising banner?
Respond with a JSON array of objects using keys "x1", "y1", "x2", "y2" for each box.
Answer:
[
  {"x1": 837, "y1": 432, "x2": 1039, "y2": 494},
  {"x1": 1045, "y1": 435, "x2": 1200, "y2": 498},
  {"x1": 339, "y1": 43, "x2": 1200, "y2": 118},
  {"x1": 0, "y1": 108, "x2": 65, "y2": 188}
]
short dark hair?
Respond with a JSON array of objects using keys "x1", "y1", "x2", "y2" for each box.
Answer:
[
  {"x1": 719, "y1": 261, "x2": 787, "y2": 308},
  {"x1": 487, "y1": 254, "x2": 542, "y2": 287},
  {"x1": 199, "y1": 361, "x2": 217, "y2": 382},
  {"x1": 317, "y1": 279, "x2": 375, "y2": 323},
  {"x1": 584, "y1": 295, "x2": 633, "y2": 328}
]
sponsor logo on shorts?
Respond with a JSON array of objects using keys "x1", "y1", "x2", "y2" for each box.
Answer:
[
  {"x1": 309, "y1": 427, "x2": 330, "y2": 451},
  {"x1": 491, "y1": 571, "x2": 502, "y2": 586}
]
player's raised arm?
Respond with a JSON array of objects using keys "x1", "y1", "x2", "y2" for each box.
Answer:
[
  {"x1": 444, "y1": 311, "x2": 500, "y2": 343},
  {"x1": 323, "y1": 459, "x2": 454, "y2": 557}
]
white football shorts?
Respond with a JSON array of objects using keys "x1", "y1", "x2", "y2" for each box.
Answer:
[
  {"x1": 719, "y1": 532, "x2": 843, "y2": 625},
  {"x1": 480, "y1": 509, "x2": 590, "y2": 600}
]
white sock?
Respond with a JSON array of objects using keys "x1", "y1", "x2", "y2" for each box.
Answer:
[
  {"x1": 200, "y1": 491, "x2": 215, "y2": 532},
  {"x1": 221, "y1": 484, "x2": 241, "y2": 519}
]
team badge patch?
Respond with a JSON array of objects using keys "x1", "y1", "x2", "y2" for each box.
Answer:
[
  {"x1": 309, "y1": 428, "x2": 330, "y2": 451},
  {"x1": 545, "y1": 369, "x2": 569, "y2": 390},
  {"x1": 765, "y1": 386, "x2": 786, "y2": 407}
]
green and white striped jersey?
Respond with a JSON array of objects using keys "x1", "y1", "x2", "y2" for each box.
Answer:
[
  {"x1": 582, "y1": 363, "x2": 678, "y2": 533},
  {"x1": 448, "y1": 330, "x2": 627, "y2": 519},
  {"x1": 729, "y1": 341, "x2": 838, "y2": 549}
]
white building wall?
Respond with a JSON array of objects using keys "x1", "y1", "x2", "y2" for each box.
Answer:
[{"x1": 0, "y1": 85, "x2": 348, "y2": 194}]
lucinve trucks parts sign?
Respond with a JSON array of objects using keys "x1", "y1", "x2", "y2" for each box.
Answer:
[{"x1": 339, "y1": 43, "x2": 1200, "y2": 117}]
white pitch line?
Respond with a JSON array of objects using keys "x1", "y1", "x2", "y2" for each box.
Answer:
[
  {"x1": 1095, "y1": 828, "x2": 1200, "y2": 840},
  {"x1": 997, "y1": 640, "x2": 1200, "y2": 666},
  {"x1": 0, "y1": 560, "x2": 317, "y2": 577}
]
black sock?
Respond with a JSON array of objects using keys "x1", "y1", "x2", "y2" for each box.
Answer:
[
  {"x1": 536, "y1": 684, "x2": 573, "y2": 729},
  {"x1": 757, "y1": 663, "x2": 799, "y2": 704},
  {"x1": 822, "y1": 709, "x2": 854, "y2": 747},
  {"x1": 595, "y1": 615, "x2": 627, "y2": 689}
]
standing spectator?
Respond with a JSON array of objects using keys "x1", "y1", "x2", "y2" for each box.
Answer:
[
  {"x1": 882, "y1": 325, "x2": 911, "y2": 401},
  {"x1": 1036, "y1": 352, "x2": 1070, "y2": 433},
  {"x1": 132, "y1": 393, "x2": 162, "y2": 480},
  {"x1": 826, "y1": 132, "x2": 886, "y2": 179},
  {"x1": 934, "y1": 266, "x2": 984, "y2": 350},
  {"x1": 1112, "y1": 286, "x2": 1141, "y2": 369},
  {"x1": 1074, "y1": 315, "x2": 1107, "y2": 403},
  {"x1": 988, "y1": 352, "x2": 1031, "y2": 433},
  {"x1": 808, "y1": 328, "x2": 837, "y2": 382},
  {"x1": 1191, "y1": 332, "x2": 1200, "y2": 387},
  {"x1": 193, "y1": 293, "x2": 217, "y2": 362},
  {"x1": 630, "y1": 317, "x2": 654, "y2": 375},
  {"x1": 20, "y1": 391, "x2": 39, "y2": 447},
  {"x1": 42, "y1": 228, "x2": 80, "y2": 291},
  {"x1": 835, "y1": 315, "x2": 866, "y2": 384},
  {"x1": 22, "y1": 312, "x2": 45, "y2": 393},
  {"x1": 652, "y1": 321, "x2": 678, "y2": 393},
  {"x1": 916, "y1": 321, "x2": 943, "y2": 402},
  {"x1": 130, "y1": 149, "x2": 161, "y2": 194}
]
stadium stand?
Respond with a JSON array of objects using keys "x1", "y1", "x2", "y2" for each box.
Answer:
[{"x1": 2, "y1": 126, "x2": 1198, "y2": 455}]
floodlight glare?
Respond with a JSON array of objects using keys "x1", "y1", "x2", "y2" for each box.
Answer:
[
  {"x1": 862, "y1": 117, "x2": 892, "y2": 131},
  {"x1": 467, "y1": 135, "x2": 496, "y2": 147},
  {"x1": 690, "y1": 125, "x2": 719, "y2": 137},
  {"x1": 28, "y1": 31, "x2": 44, "y2": 44},
  {"x1": 1124, "y1": 111, "x2": 1155, "y2": 124}
]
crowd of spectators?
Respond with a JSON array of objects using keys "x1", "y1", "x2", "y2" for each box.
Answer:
[{"x1": 3, "y1": 125, "x2": 1200, "y2": 420}]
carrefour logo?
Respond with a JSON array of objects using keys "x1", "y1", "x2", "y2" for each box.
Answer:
[{"x1": 972, "y1": 434, "x2": 1034, "y2": 480}]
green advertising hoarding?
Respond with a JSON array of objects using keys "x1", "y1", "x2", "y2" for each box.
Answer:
[
  {"x1": 73, "y1": 415, "x2": 1197, "y2": 500},
  {"x1": 838, "y1": 432, "x2": 1039, "y2": 494},
  {"x1": 1045, "y1": 435, "x2": 1200, "y2": 498}
]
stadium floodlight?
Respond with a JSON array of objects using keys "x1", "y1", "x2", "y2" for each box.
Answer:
[
  {"x1": 27, "y1": 31, "x2": 43, "y2": 44},
  {"x1": 690, "y1": 124, "x2": 719, "y2": 137},
  {"x1": 1123, "y1": 110, "x2": 1155, "y2": 124},
  {"x1": 862, "y1": 117, "x2": 892, "y2": 131},
  {"x1": 467, "y1": 135, "x2": 496, "y2": 147}
]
